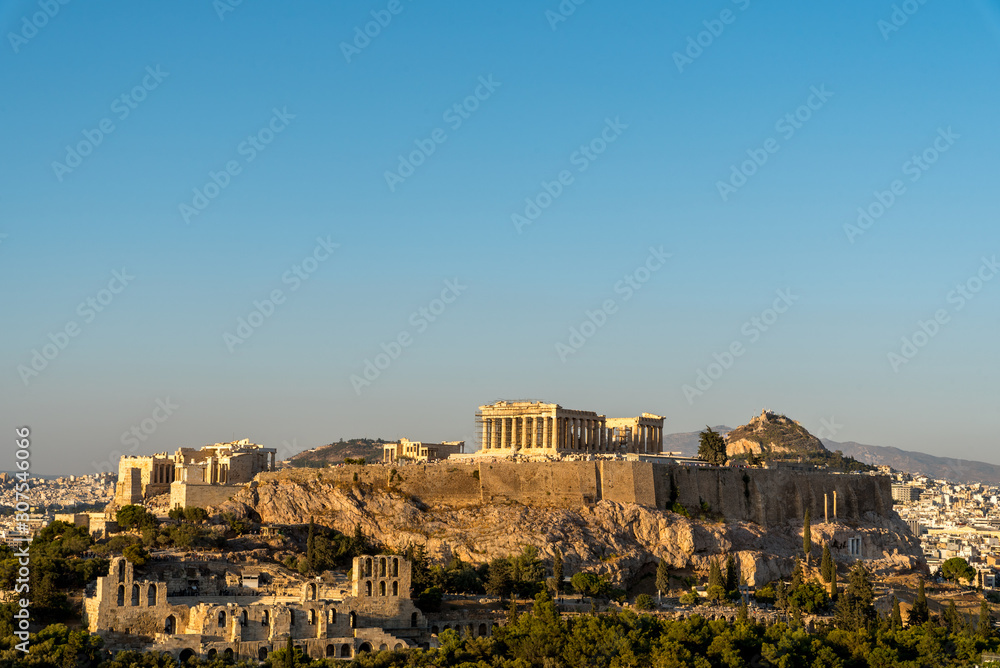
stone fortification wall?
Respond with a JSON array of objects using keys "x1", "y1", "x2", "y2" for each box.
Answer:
[{"x1": 264, "y1": 461, "x2": 894, "y2": 527}]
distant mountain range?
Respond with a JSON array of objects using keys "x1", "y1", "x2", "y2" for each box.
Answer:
[{"x1": 823, "y1": 439, "x2": 1000, "y2": 485}]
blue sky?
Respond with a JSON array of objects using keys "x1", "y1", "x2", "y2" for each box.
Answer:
[{"x1": 2, "y1": 1, "x2": 999, "y2": 474}]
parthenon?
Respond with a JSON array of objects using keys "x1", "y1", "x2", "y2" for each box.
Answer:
[{"x1": 475, "y1": 401, "x2": 664, "y2": 456}]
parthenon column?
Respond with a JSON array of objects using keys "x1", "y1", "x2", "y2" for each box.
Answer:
[{"x1": 501, "y1": 418, "x2": 509, "y2": 449}]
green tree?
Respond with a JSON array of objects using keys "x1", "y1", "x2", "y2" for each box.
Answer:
[
  {"x1": 655, "y1": 558, "x2": 670, "y2": 599},
  {"x1": 725, "y1": 554, "x2": 739, "y2": 598},
  {"x1": 830, "y1": 563, "x2": 838, "y2": 602},
  {"x1": 891, "y1": 595, "x2": 903, "y2": 630},
  {"x1": 698, "y1": 427, "x2": 727, "y2": 466},
  {"x1": 553, "y1": 549, "x2": 563, "y2": 587},
  {"x1": 306, "y1": 516, "x2": 316, "y2": 572},
  {"x1": 183, "y1": 506, "x2": 208, "y2": 523},
  {"x1": 803, "y1": 508, "x2": 812, "y2": 563},
  {"x1": 908, "y1": 578, "x2": 929, "y2": 625},
  {"x1": 835, "y1": 562, "x2": 875, "y2": 632},
  {"x1": 941, "y1": 557, "x2": 976, "y2": 584},
  {"x1": 820, "y1": 543, "x2": 834, "y2": 583},
  {"x1": 979, "y1": 599, "x2": 994, "y2": 639},
  {"x1": 122, "y1": 543, "x2": 149, "y2": 566},
  {"x1": 115, "y1": 505, "x2": 157, "y2": 531},
  {"x1": 708, "y1": 558, "x2": 724, "y2": 591},
  {"x1": 635, "y1": 593, "x2": 654, "y2": 610}
]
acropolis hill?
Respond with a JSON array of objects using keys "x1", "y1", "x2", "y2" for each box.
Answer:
[{"x1": 219, "y1": 459, "x2": 924, "y2": 587}]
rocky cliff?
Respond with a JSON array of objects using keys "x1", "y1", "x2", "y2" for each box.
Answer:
[
  {"x1": 218, "y1": 466, "x2": 924, "y2": 588},
  {"x1": 725, "y1": 410, "x2": 828, "y2": 460}
]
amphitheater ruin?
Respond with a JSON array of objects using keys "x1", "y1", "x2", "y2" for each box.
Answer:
[{"x1": 85, "y1": 555, "x2": 491, "y2": 661}]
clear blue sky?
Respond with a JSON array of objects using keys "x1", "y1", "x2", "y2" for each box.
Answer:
[{"x1": 2, "y1": 1, "x2": 999, "y2": 474}]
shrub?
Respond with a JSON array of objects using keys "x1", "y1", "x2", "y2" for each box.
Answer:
[{"x1": 635, "y1": 594, "x2": 654, "y2": 610}]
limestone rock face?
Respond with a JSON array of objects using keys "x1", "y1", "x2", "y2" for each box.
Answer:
[{"x1": 218, "y1": 475, "x2": 923, "y2": 587}]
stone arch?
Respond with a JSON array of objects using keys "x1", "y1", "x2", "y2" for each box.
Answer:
[
  {"x1": 380, "y1": 557, "x2": 386, "y2": 577},
  {"x1": 328, "y1": 608, "x2": 336, "y2": 624},
  {"x1": 365, "y1": 581, "x2": 372, "y2": 596},
  {"x1": 479, "y1": 623, "x2": 487, "y2": 636},
  {"x1": 207, "y1": 649, "x2": 218, "y2": 660},
  {"x1": 223, "y1": 648, "x2": 234, "y2": 661},
  {"x1": 393, "y1": 643, "x2": 403, "y2": 650},
  {"x1": 262, "y1": 609, "x2": 269, "y2": 626},
  {"x1": 365, "y1": 558, "x2": 372, "y2": 577},
  {"x1": 379, "y1": 581, "x2": 386, "y2": 596},
  {"x1": 240, "y1": 609, "x2": 248, "y2": 626},
  {"x1": 431, "y1": 625, "x2": 439, "y2": 634},
  {"x1": 326, "y1": 644, "x2": 336, "y2": 657},
  {"x1": 131, "y1": 584, "x2": 140, "y2": 606},
  {"x1": 307, "y1": 582, "x2": 317, "y2": 600},
  {"x1": 117, "y1": 559, "x2": 126, "y2": 581},
  {"x1": 309, "y1": 609, "x2": 316, "y2": 624},
  {"x1": 411, "y1": 612, "x2": 418, "y2": 628},
  {"x1": 117, "y1": 585, "x2": 125, "y2": 606},
  {"x1": 392, "y1": 558, "x2": 399, "y2": 577},
  {"x1": 340, "y1": 644, "x2": 351, "y2": 657},
  {"x1": 379, "y1": 643, "x2": 388, "y2": 651},
  {"x1": 258, "y1": 647, "x2": 268, "y2": 660},
  {"x1": 164, "y1": 615, "x2": 176, "y2": 634},
  {"x1": 392, "y1": 581, "x2": 398, "y2": 596},
  {"x1": 218, "y1": 610, "x2": 226, "y2": 627},
  {"x1": 147, "y1": 584, "x2": 157, "y2": 606},
  {"x1": 444, "y1": 624, "x2": 451, "y2": 631},
  {"x1": 349, "y1": 611, "x2": 357, "y2": 628},
  {"x1": 178, "y1": 648, "x2": 195, "y2": 662}
]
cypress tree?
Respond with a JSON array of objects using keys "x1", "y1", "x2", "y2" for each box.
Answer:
[
  {"x1": 803, "y1": 508, "x2": 812, "y2": 564},
  {"x1": 820, "y1": 544, "x2": 833, "y2": 583},
  {"x1": 284, "y1": 637, "x2": 294, "y2": 668},
  {"x1": 891, "y1": 596, "x2": 903, "y2": 630},
  {"x1": 829, "y1": 563, "x2": 838, "y2": 601},
  {"x1": 725, "y1": 555, "x2": 739, "y2": 598},
  {"x1": 552, "y1": 549, "x2": 563, "y2": 592},
  {"x1": 908, "y1": 579, "x2": 929, "y2": 626},
  {"x1": 979, "y1": 599, "x2": 994, "y2": 639},
  {"x1": 307, "y1": 517, "x2": 316, "y2": 572},
  {"x1": 708, "y1": 559, "x2": 724, "y2": 590},
  {"x1": 656, "y1": 558, "x2": 670, "y2": 599}
]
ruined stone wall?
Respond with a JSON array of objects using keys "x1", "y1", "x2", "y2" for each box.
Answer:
[
  {"x1": 260, "y1": 462, "x2": 896, "y2": 528},
  {"x1": 170, "y1": 482, "x2": 243, "y2": 510},
  {"x1": 478, "y1": 460, "x2": 599, "y2": 507}
]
